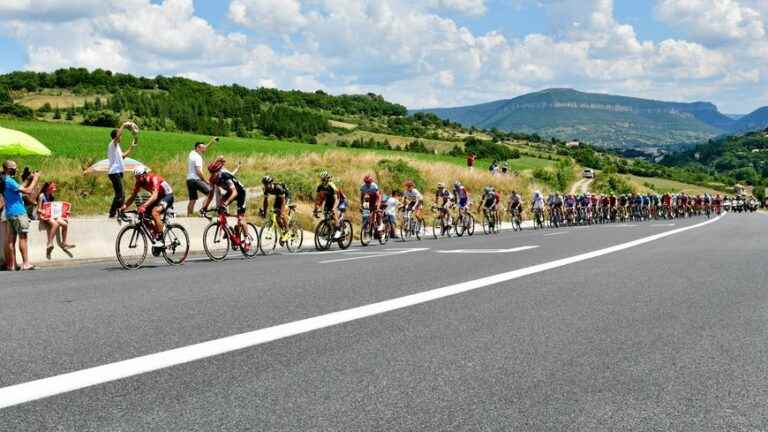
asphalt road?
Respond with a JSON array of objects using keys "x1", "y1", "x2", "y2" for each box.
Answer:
[{"x1": 1, "y1": 213, "x2": 767, "y2": 431}]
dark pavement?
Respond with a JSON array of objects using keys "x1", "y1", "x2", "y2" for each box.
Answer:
[{"x1": 1, "y1": 213, "x2": 767, "y2": 431}]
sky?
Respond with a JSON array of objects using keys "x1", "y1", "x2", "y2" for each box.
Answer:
[{"x1": 0, "y1": 0, "x2": 766, "y2": 113}]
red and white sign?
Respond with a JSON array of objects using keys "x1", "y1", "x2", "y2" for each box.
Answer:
[{"x1": 40, "y1": 202, "x2": 71, "y2": 220}]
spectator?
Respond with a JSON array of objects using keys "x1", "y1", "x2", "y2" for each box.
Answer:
[
  {"x1": 467, "y1": 152, "x2": 476, "y2": 172},
  {"x1": 107, "y1": 122, "x2": 138, "y2": 218},
  {"x1": 2, "y1": 160, "x2": 40, "y2": 271},
  {"x1": 37, "y1": 181, "x2": 75, "y2": 259},
  {"x1": 490, "y1": 160, "x2": 499, "y2": 176},
  {"x1": 501, "y1": 161, "x2": 509, "y2": 176},
  {"x1": 0, "y1": 172, "x2": 9, "y2": 270},
  {"x1": 186, "y1": 139, "x2": 216, "y2": 216}
]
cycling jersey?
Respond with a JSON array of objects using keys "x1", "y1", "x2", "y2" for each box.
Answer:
[
  {"x1": 403, "y1": 188, "x2": 423, "y2": 202},
  {"x1": 532, "y1": 195, "x2": 545, "y2": 210},
  {"x1": 453, "y1": 186, "x2": 469, "y2": 207},
  {"x1": 265, "y1": 182, "x2": 291, "y2": 211},
  {"x1": 436, "y1": 189, "x2": 453, "y2": 207},
  {"x1": 211, "y1": 171, "x2": 246, "y2": 215},
  {"x1": 133, "y1": 174, "x2": 172, "y2": 198},
  {"x1": 565, "y1": 197, "x2": 576, "y2": 208},
  {"x1": 360, "y1": 182, "x2": 380, "y2": 196},
  {"x1": 482, "y1": 192, "x2": 497, "y2": 209}
]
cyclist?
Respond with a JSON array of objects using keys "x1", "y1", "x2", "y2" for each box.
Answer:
[
  {"x1": 313, "y1": 171, "x2": 347, "y2": 236},
  {"x1": 481, "y1": 186, "x2": 499, "y2": 227},
  {"x1": 201, "y1": 156, "x2": 248, "y2": 232},
  {"x1": 402, "y1": 180, "x2": 425, "y2": 226},
  {"x1": 453, "y1": 181, "x2": 470, "y2": 212},
  {"x1": 359, "y1": 175, "x2": 382, "y2": 232},
  {"x1": 121, "y1": 165, "x2": 173, "y2": 242},
  {"x1": 564, "y1": 194, "x2": 577, "y2": 223},
  {"x1": 508, "y1": 190, "x2": 523, "y2": 217},
  {"x1": 531, "y1": 190, "x2": 545, "y2": 225},
  {"x1": 261, "y1": 175, "x2": 291, "y2": 241}
]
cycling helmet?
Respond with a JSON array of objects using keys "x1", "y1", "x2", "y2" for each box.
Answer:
[
  {"x1": 363, "y1": 175, "x2": 374, "y2": 184},
  {"x1": 207, "y1": 159, "x2": 224, "y2": 173},
  {"x1": 437, "y1": 182, "x2": 445, "y2": 189},
  {"x1": 319, "y1": 170, "x2": 331, "y2": 181},
  {"x1": 454, "y1": 181, "x2": 462, "y2": 188},
  {"x1": 404, "y1": 180, "x2": 415, "y2": 188},
  {"x1": 133, "y1": 165, "x2": 149, "y2": 177},
  {"x1": 261, "y1": 175, "x2": 273, "y2": 185},
  {"x1": 484, "y1": 186, "x2": 492, "y2": 194}
]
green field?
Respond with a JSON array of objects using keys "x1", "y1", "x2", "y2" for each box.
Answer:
[{"x1": 0, "y1": 119, "x2": 553, "y2": 216}]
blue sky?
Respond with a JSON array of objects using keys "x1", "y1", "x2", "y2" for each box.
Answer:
[{"x1": 0, "y1": 0, "x2": 766, "y2": 113}]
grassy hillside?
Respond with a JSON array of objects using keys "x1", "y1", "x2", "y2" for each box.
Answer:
[{"x1": 0, "y1": 119, "x2": 545, "y2": 224}]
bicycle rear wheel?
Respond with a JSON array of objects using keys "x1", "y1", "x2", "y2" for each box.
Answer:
[
  {"x1": 401, "y1": 217, "x2": 413, "y2": 242},
  {"x1": 239, "y1": 223, "x2": 260, "y2": 258},
  {"x1": 162, "y1": 223, "x2": 190, "y2": 265},
  {"x1": 414, "y1": 219, "x2": 422, "y2": 240},
  {"x1": 338, "y1": 220, "x2": 353, "y2": 249},
  {"x1": 259, "y1": 222, "x2": 278, "y2": 255},
  {"x1": 116, "y1": 225, "x2": 148, "y2": 270},
  {"x1": 432, "y1": 218, "x2": 442, "y2": 239},
  {"x1": 203, "y1": 222, "x2": 230, "y2": 261},
  {"x1": 482, "y1": 213, "x2": 492, "y2": 234}
]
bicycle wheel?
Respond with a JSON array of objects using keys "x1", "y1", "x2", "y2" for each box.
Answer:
[
  {"x1": 115, "y1": 225, "x2": 148, "y2": 270},
  {"x1": 360, "y1": 219, "x2": 372, "y2": 246},
  {"x1": 401, "y1": 217, "x2": 413, "y2": 242},
  {"x1": 454, "y1": 213, "x2": 465, "y2": 237},
  {"x1": 482, "y1": 213, "x2": 491, "y2": 234},
  {"x1": 285, "y1": 222, "x2": 304, "y2": 253},
  {"x1": 314, "y1": 220, "x2": 333, "y2": 251},
  {"x1": 378, "y1": 224, "x2": 389, "y2": 245},
  {"x1": 161, "y1": 223, "x2": 189, "y2": 265},
  {"x1": 203, "y1": 222, "x2": 230, "y2": 261},
  {"x1": 338, "y1": 220, "x2": 353, "y2": 249},
  {"x1": 414, "y1": 219, "x2": 422, "y2": 240},
  {"x1": 239, "y1": 223, "x2": 260, "y2": 258},
  {"x1": 432, "y1": 218, "x2": 442, "y2": 239},
  {"x1": 259, "y1": 222, "x2": 279, "y2": 255},
  {"x1": 465, "y1": 214, "x2": 475, "y2": 236}
]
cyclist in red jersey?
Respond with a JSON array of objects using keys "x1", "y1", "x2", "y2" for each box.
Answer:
[{"x1": 121, "y1": 165, "x2": 174, "y2": 240}]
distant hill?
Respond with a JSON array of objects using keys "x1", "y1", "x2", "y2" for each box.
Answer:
[
  {"x1": 413, "y1": 88, "x2": 748, "y2": 149},
  {"x1": 730, "y1": 107, "x2": 768, "y2": 133}
]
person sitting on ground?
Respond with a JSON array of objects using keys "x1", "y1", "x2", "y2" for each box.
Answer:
[{"x1": 37, "y1": 181, "x2": 75, "y2": 259}]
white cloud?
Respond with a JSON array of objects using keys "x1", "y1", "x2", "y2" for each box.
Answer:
[
  {"x1": 0, "y1": 0, "x2": 766, "y2": 113},
  {"x1": 228, "y1": 0, "x2": 307, "y2": 33},
  {"x1": 656, "y1": 0, "x2": 766, "y2": 46}
]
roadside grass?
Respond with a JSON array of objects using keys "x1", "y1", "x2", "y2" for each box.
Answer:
[
  {"x1": 0, "y1": 119, "x2": 538, "y2": 224},
  {"x1": 623, "y1": 174, "x2": 722, "y2": 195}
]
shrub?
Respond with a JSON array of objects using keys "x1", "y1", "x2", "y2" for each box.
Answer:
[
  {"x1": 375, "y1": 159, "x2": 426, "y2": 192},
  {"x1": 81, "y1": 110, "x2": 118, "y2": 127},
  {"x1": 0, "y1": 102, "x2": 33, "y2": 118}
]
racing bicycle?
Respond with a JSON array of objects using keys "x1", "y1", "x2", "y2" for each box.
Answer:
[
  {"x1": 260, "y1": 204, "x2": 303, "y2": 254},
  {"x1": 201, "y1": 209, "x2": 259, "y2": 261},
  {"x1": 115, "y1": 209, "x2": 189, "y2": 269}
]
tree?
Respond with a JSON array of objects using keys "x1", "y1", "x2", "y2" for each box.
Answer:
[
  {"x1": 0, "y1": 86, "x2": 11, "y2": 104},
  {"x1": 53, "y1": 107, "x2": 61, "y2": 119},
  {"x1": 66, "y1": 105, "x2": 75, "y2": 121}
]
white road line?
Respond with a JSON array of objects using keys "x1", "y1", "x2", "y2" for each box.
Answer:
[
  {"x1": 318, "y1": 248, "x2": 428, "y2": 264},
  {"x1": 300, "y1": 248, "x2": 363, "y2": 255},
  {"x1": 543, "y1": 231, "x2": 569, "y2": 237},
  {"x1": 436, "y1": 246, "x2": 539, "y2": 254},
  {"x1": 0, "y1": 214, "x2": 725, "y2": 410}
]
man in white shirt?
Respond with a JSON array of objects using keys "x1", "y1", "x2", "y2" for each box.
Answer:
[
  {"x1": 107, "y1": 122, "x2": 137, "y2": 218},
  {"x1": 186, "y1": 140, "x2": 215, "y2": 216}
]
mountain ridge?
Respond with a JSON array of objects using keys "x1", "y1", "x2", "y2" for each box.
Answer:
[{"x1": 414, "y1": 88, "x2": 766, "y2": 148}]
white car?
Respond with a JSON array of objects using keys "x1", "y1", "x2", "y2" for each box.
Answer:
[{"x1": 582, "y1": 169, "x2": 595, "y2": 179}]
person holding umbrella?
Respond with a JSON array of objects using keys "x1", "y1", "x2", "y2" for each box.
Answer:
[{"x1": 107, "y1": 121, "x2": 139, "y2": 218}]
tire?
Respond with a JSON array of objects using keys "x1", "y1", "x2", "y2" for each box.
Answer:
[
  {"x1": 338, "y1": 220, "x2": 353, "y2": 249},
  {"x1": 203, "y1": 222, "x2": 230, "y2": 262},
  {"x1": 454, "y1": 214, "x2": 465, "y2": 237},
  {"x1": 161, "y1": 223, "x2": 189, "y2": 265},
  {"x1": 116, "y1": 225, "x2": 148, "y2": 270},
  {"x1": 432, "y1": 218, "x2": 442, "y2": 239},
  {"x1": 482, "y1": 213, "x2": 491, "y2": 235},
  {"x1": 414, "y1": 219, "x2": 422, "y2": 240},
  {"x1": 259, "y1": 222, "x2": 278, "y2": 255},
  {"x1": 314, "y1": 220, "x2": 333, "y2": 251},
  {"x1": 239, "y1": 223, "x2": 260, "y2": 258},
  {"x1": 285, "y1": 222, "x2": 303, "y2": 253},
  {"x1": 465, "y1": 214, "x2": 475, "y2": 236},
  {"x1": 378, "y1": 223, "x2": 389, "y2": 245},
  {"x1": 401, "y1": 218, "x2": 412, "y2": 242},
  {"x1": 360, "y1": 219, "x2": 372, "y2": 246}
]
